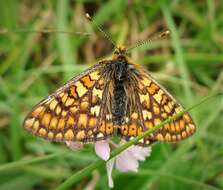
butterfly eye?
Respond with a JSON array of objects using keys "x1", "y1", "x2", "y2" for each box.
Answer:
[{"x1": 114, "y1": 50, "x2": 119, "y2": 55}]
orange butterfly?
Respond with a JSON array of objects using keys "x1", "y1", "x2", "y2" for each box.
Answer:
[{"x1": 23, "y1": 15, "x2": 195, "y2": 146}]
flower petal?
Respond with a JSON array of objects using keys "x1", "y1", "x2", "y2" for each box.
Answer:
[
  {"x1": 115, "y1": 148, "x2": 138, "y2": 172},
  {"x1": 130, "y1": 146, "x2": 152, "y2": 161},
  {"x1": 95, "y1": 140, "x2": 110, "y2": 161},
  {"x1": 106, "y1": 158, "x2": 115, "y2": 188},
  {"x1": 65, "y1": 141, "x2": 83, "y2": 150}
]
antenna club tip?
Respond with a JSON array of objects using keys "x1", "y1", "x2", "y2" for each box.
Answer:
[
  {"x1": 85, "y1": 13, "x2": 92, "y2": 21},
  {"x1": 165, "y1": 30, "x2": 170, "y2": 34},
  {"x1": 160, "y1": 30, "x2": 170, "y2": 38}
]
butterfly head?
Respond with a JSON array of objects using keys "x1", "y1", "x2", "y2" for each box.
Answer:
[
  {"x1": 113, "y1": 46, "x2": 130, "y2": 60},
  {"x1": 115, "y1": 46, "x2": 126, "y2": 54}
]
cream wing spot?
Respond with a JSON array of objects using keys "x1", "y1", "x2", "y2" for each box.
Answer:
[
  {"x1": 91, "y1": 106, "x2": 100, "y2": 116},
  {"x1": 70, "y1": 106, "x2": 78, "y2": 114},
  {"x1": 141, "y1": 77, "x2": 152, "y2": 86},
  {"x1": 67, "y1": 116, "x2": 75, "y2": 127},
  {"x1": 59, "y1": 92, "x2": 65, "y2": 98},
  {"x1": 76, "y1": 130, "x2": 86, "y2": 141},
  {"x1": 92, "y1": 87, "x2": 103, "y2": 99},
  {"x1": 164, "y1": 105, "x2": 171, "y2": 113},
  {"x1": 76, "y1": 81, "x2": 88, "y2": 97},
  {"x1": 41, "y1": 113, "x2": 51, "y2": 127},
  {"x1": 24, "y1": 118, "x2": 35, "y2": 129},
  {"x1": 57, "y1": 118, "x2": 65, "y2": 129},
  {"x1": 182, "y1": 131, "x2": 187, "y2": 138},
  {"x1": 97, "y1": 132, "x2": 104, "y2": 138},
  {"x1": 106, "y1": 114, "x2": 112, "y2": 120},
  {"x1": 80, "y1": 101, "x2": 89, "y2": 110},
  {"x1": 157, "y1": 134, "x2": 164, "y2": 141},
  {"x1": 47, "y1": 132, "x2": 54, "y2": 140},
  {"x1": 154, "y1": 118, "x2": 161, "y2": 125},
  {"x1": 49, "y1": 99, "x2": 58, "y2": 110},
  {"x1": 154, "y1": 105, "x2": 160, "y2": 115},
  {"x1": 165, "y1": 133, "x2": 171, "y2": 141},
  {"x1": 125, "y1": 117, "x2": 129, "y2": 123},
  {"x1": 89, "y1": 71, "x2": 100, "y2": 80},
  {"x1": 38, "y1": 128, "x2": 47, "y2": 136},
  {"x1": 164, "y1": 123, "x2": 170, "y2": 130},
  {"x1": 183, "y1": 114, "x2": 191, "y2": 123},
  {"x1": 32, "y1": 120, "x2": 40, "y2": 132},
  {"x1": 145, "y1": 121, "x2": 153, "y2": 129},
  {"x1": 89, "y1": 117, "x2": 97, "y2": 128},
  {"x1": 78, "y1": 114, "x2": 87, "y2": 128},
  {"x1": 153, "y1": 89, "x2": 163, "y2": 104},
  {"x1": 61, "y1": 110, "x2": 68, "y2": 117},
  {"x1": 131, "y1": 112, "x2": 138, "y2": 120},
  {"x1": 87, "y1": 130, "x2": 93, "y2": 136},
  {"x1": 172, "y1": 135, "x2": 177, "y2": 141},
  {"x1": 61, "y1": 93, "x2": 68, "y2": 104},
  {"x1": 49, "y1": 117, "x2": 58, "y2": 129},
  {"x1": 64, "y1": 129, "x2": 74, "y2": 140},
  {"x1": 55, "y1": 105, "x2": 62, "y2": 115},
  {"x1": 65, "y1": 98, "x2": 74, "y2": 107},
  {"x1": 142, "y1": 110, "x2": 152, "y2": 120},
  {"x1": 139, "y1": 93, "x2": 150, "y2": 104},
  {"x1": 55, "y1": 133, "x2": 63, "y2": 141},
  {"x1": 31, "y1": 106, "x2": 45, "y2": 117}
]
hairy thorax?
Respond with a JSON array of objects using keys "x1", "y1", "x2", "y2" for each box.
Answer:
[{"x1": 110, "y1": 56, "x2": 129, "y2": 125}]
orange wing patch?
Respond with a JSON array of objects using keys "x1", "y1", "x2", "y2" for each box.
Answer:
[
  {"x1": 119, "y1": 112, "x2": 144, "y2": 143},
  {"x1": 23, "y1": 64, "x2": 114, "y2": 143}
]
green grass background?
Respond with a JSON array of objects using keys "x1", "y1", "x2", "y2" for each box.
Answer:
[{"x1": 0, "y1": 0, "x2": 223, "y2": 190}]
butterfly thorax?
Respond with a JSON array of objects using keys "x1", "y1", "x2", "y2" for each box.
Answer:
[{"x1": 111, "y1": 55, "x2": 129, "y2": 125}]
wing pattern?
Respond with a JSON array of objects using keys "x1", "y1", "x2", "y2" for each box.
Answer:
[
  {"x1": 23, "y1": 63, "x2": 114, "y2": 143},
  {"x1": 24, "y1": 60, "x2": 196, "y2": 146},
  {"x1": 118, "y1": 64, "x2": 196, "y2": 146}
]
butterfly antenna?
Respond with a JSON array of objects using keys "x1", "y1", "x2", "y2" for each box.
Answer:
[
  {"x1": 86, "y1": 13, "x2": 118, "y2": 50},
  {"x1": 126, "y1": 30, "x2": 170, "y2": 53}
]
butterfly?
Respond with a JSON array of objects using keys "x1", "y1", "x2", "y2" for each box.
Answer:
[
  {"x1": 23, "y1": 43, "x2": 195, "y2": 146},
  {"x1": 23, "y1": 14, "x2": 195, "y2": 146}
]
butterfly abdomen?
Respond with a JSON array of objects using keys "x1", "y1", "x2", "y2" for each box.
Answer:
[{"x1": 112, "y1": 58, "x2": 129, "y2": 125}]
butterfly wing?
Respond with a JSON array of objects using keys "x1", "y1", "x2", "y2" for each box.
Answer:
[
  {"x1": 118, "y1": 64, "x2": 196, "y2": 146},
  {"x1": 23, "y1": 62, "x2": 114, "y2": 143}
]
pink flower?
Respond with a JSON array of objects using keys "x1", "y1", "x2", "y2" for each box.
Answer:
[
  {"x1": 95, "y1": 140, "x2": 152, "y2": 188},
  {"x1": 65, "y1": 141, "x2": 83, "y2": 150},
  {"x1": 66, "y1": 140, "x2": 151, "y2": 188},
  {"x1": 95, "y1": 140, "x2": 110, "y2": 161}
]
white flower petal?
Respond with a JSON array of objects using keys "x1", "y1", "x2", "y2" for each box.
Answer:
[
  {"x1": 95, "y1": 140, "x2": 110, "y2": 161},
  {"x1": 115, "y1": 149, "x2": 138, "y2": 172},
  {"x1": 65, "y1": 141, "x2": 83, "y2": 150},
  {"x1": 130, "y1": 146, "x2": 152, "y2": 161},
  {"x1": 106, "y1": 158, "x2": 115, "y2": 188}
]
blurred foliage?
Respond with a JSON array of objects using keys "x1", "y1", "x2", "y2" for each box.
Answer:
[{"x1": 0, "y1": 0, "x2": 223, "y2": 190}]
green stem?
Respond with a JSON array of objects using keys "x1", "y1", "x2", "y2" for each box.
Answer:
[
  {"x1": 56, "y1": 94, "x2": 219, "y2": 190},
  {"x1": 0, "y1": 153, "x2": 60, "y2": 172}
]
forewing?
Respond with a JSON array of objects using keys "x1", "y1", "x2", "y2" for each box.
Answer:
[
  {"x1": 23, "y1": 63, "x2": 114, "y2": 143},
  {"x1": 118, "y1": 65, "x2": 196, "y2": 146}
]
